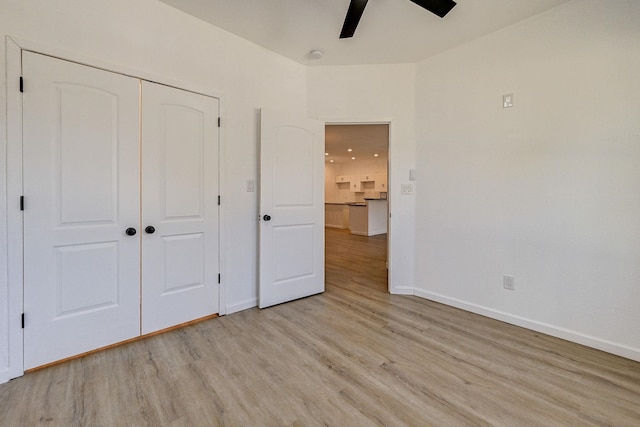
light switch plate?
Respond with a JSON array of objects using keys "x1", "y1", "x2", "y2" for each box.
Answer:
[
  {"x1": 503, "y1": 93, "x2": 514, "y2": 108},
  {"x1": 247, "y1": 180, "x2": 255, "y2": 192}
]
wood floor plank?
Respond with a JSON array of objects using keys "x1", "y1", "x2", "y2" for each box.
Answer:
[{"x1": 1, "y1": 227, "x2": 639, "y2": 426}]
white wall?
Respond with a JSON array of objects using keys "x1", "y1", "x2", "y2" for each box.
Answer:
[
  {"x1": 415, "y1": 0, "x2": 640, "y2": 360},
  {"x1": 336, "y1": 158, "x2": 388, "y2": 177},
  {"x1": 0, "y1": 0, "x2": 307, "y2": 382},
  {"x1": 324, "y1": 163, "x2": 342, "y2": 203},
  {"x1": 308, "y1": 64, "x2": 417, "y2": 293}
]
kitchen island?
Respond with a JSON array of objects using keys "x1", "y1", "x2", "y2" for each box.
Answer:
[{"x1": 348, "y1": 199, "x2": 388, "y2": 236}]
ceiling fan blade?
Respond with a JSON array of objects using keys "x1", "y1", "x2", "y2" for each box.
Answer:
[
  {"x1": 408, "y1": 0, "x2": 457, "y2": 18},
  {"x1": 340, "y1": 0, "x2": 369, "y2": 39}
]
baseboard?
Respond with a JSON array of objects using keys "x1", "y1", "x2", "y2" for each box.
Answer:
[
  {"x1": 390, "y1": 286, "x2": 414, "y2": 295},
  {"x1": 414, "y1": 289, "x2": 640, "y2": 362},
  {"x1": 368, "y1": 228, "x2": 387, "y2": 236},
  {"x1": 226, "y1": 298, "x2": 258, "y2": 315},
  {"x1": 325, "y1": 224, "x2": 346, "y2": 229}
]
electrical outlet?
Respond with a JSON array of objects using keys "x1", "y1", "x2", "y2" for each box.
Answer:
[
  {"x1": 401, "y1": 184, "x2": 413, "y2": 195},
  {"x1": 503, "y1": 275, "x2": 515, "y2": 290},
  {"x1": 247, "y1": 180, "x2": 255, "y2": 192}
]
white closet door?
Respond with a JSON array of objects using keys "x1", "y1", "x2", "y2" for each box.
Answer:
[
  {"x1": 141, "y1": 81, "x2": 220, "y2": 334},
  {"x1": 22, "y1": 52, "x2": 141, "y2": 369}
]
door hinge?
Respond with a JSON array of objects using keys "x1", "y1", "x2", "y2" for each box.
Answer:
[
  {"x1": 218, "y1": 274, "x2": 221, "y2": 284},
  {"x1": 217, "y1": 117, "x2": 221, "y2": 127},
  {"x1": 19, "y1": 76, "x2": 24, "y2": 93},
  {"x1": 218, "y1": 195, "x2": 221, "y2": 206},
  {"x1": 20, "y1": 196, "x2": 24, "y2": 211},
  {"x1": 21, "y1": 313, "x2": 25, "y2": 329}
]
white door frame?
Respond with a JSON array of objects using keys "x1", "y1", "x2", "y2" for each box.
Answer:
[
  {"x1": 323, "y1": 118, "x2": 394, "y2": 294},
  {"x1": 4, "y1": 36, "x2": 226, "y2": 380}
]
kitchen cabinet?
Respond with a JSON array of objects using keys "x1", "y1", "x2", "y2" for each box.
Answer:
[
  {"x1": 325, "y1": 203, "x2": 350, "y2": 229},
  {"x1": 374, "y1": 174, "x2": 388, "y2": 192},
  {"x1": 333, "y1": 173, "x2": 386, "y2": 193}
]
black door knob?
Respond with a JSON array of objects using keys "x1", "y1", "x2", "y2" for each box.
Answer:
[
  {"x1": 263, "y1": 214, "x2": 271, "y2": 221},
  {"x1": 145, "y1": 226, "x2": 156, "y2": 234},
  {"x1": 125, "y1": 227, "x2": 137, "y2": 236}
]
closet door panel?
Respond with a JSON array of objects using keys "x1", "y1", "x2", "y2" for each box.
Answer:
[
  {"x1": 141, "y1": 81, "x2": 219, "y2": 334},
  {"x1": 22, "y1": 52, "x2": 141, "y2": 369}
]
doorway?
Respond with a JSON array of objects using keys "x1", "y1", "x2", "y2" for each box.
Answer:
[{"x1": 324, "y1": 124, "x2": 389, "y2": 292}]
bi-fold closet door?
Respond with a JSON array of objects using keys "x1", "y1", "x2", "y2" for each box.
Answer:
[{"x1": 22, "y1": 52, "x2": 219, "y2": 370}]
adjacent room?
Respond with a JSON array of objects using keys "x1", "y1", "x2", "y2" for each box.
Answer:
[
  {"x1": 1, "y1": 0, "x2": 639, "y2": 425},
  {"x1": 325, "y1": 124, "x2": 390, "y2": 294}
]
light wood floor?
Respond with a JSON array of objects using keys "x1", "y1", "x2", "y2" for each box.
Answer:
[{"x1": 1, "y1": 228, "x2": 639, "y2": 426}]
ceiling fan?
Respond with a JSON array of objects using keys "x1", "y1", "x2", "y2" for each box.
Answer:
[{"x1": 340, "y1": 0, "x2": 457, "y2": 39}]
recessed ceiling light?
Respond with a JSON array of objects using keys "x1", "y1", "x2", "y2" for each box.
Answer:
[
  {"x1": 330, "y1": 159, "x2": 334, "y2": 163},
  {"x1": 347, "y1": 148, "x2": 353, "y2": 152},
  {"x1": 325, "y1": 152, "x2": 329, "y2": 156},
  {"x1": 374, "y1": 153, "x2": 379, "y2": 157},
  {"x1": 351, "y1": 157, "x2": 356, "y2": 160}
]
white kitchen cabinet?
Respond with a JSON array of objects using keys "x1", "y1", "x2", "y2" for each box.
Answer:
[
  {"x1": 325, "y1": 203, "x2": 350, "y2": 229},
  {"x1": 334, "y1": 173, "x2": 385, "y2": 193},
  {"x1": 349, "y1": 178, "x2": 363, "y2": 192},
  {"x1": 374, "y1": 174, "x2": 388, "y2": 192}
]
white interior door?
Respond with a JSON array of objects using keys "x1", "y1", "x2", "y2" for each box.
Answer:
[
  {"x1": 259, "y1": 109, "x2": 325, "y2": 308},
  {"x1": 141, "y1": 81, "x2": 220, "y2": 334},
  {"x1": 23, "y1": 52, "x2": 141, "y2": 369}
]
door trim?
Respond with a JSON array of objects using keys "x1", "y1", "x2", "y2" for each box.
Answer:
[
  {"x1": 4, "y1": 35, "x2": 226, "y2": 380},
  {"x1": 5, "y1": 37, "x2": 24, "y2": 382}
]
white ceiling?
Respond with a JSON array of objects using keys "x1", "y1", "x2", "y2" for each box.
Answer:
[
  {"x1": 159, "y1": 0, "x2": 571, "y2": 66},
  {"x1": 325, "y1": 124, "x2": 389, "y2": 165}
]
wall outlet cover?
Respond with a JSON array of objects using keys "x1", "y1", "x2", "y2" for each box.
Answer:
[{"x1": 503, "y1": 275, "x2": 515, "y2": 290}]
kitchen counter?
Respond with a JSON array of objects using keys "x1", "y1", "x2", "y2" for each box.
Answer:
[{"x1": 325, "y1": 203, "x2": 350, "y2": 229}]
